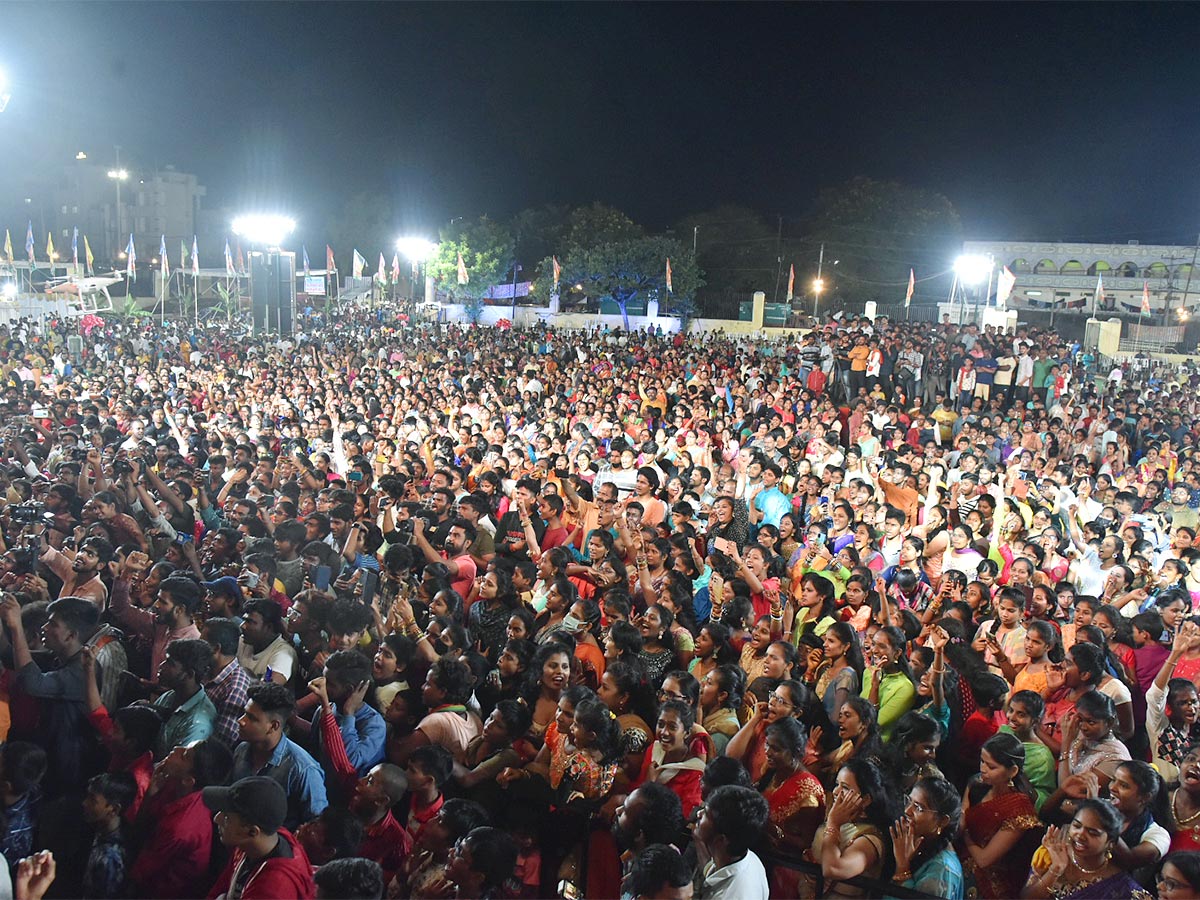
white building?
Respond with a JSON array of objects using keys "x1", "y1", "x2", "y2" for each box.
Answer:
[{"x1": 961, "y1": 239, "x2": 1199, "y2": 317}]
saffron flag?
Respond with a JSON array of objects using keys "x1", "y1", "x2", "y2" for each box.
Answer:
[
  {"x1": 326, "y1": 245, "x2": 335, "y2": 272},
  {"x1": 3, "y1": 229, "x2": 11, "y2": 263},
  {"x1": 236, "y1": 241, "x2": 245, "y2": 274},
  {"x1": 302, "y1": 246, "x2": 310, "y2": 275},
  {"x1": 160, "y1": 235, "x2": 169, "y2": 277},
  {"x1": 666, "y1": 258, "x2": 674, "y2": 294},
  {"x1": 25, "y1": 221, "x2": 34, "y2": 263},
  {"x1": 72, "y1": 227, "x2": 79, "y2": 272},
  {"x1": 192, "y1": 236, "x2": 200, "y2": 277},
  {"x1": 906, "y1": 268, "x2": 916, "y2": 307},
  {"x1": 996, "y1": 266, "x2": 1015, "y2": 306},
  {"x1": 391, "y1": 253, "x2": 400, "y2": 282},
  {"x1": 84, "y1": 236, "x2": 94, "y2": 274},
  {"x1": 552, "y1": 255, "x2": 561, "y2": 291},
  {"x1": 456, "y1": 252, "x2": 468, "y2": 285},
  {"x1": 46, "y1": 231, "x2": 55, "y2": 262},
  {"x1": 1143, "y1": 280, "x2": 1151, "y2": 315},
  {"x1": 224, "y1": 240, "x2": 235, "y2": 277},
  {"x1": 352, "y1": 250, "x2": 366, "y2": 279},
  {"x1": 126, "y1": 234, "x2": 137, "y2": 282},
  {"x1": 786, "y1": 264, "x2": 795, "y2": 301}
]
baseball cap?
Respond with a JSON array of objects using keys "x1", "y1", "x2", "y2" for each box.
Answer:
[
  {"x1": 203, "y1": 776, "x2": 287, "y2": 833},
  {"x1": 203, "y1": 576, "x2": 242, "y2": 600}
]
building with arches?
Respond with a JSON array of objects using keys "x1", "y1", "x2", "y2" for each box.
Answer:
[{"x1": 960, "y1": 240, "x2": 1198, "y2": 315}]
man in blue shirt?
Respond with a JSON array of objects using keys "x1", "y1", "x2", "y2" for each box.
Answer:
[
  {"x1": 230, "y1": 682, "x2": 328, "y2": 829},
  {"x1": 749, "y1": 463, "x2": 790, "y2": 529},
  {"x1": 309, "y1": 650, "x2": 386, "y2": 782}
]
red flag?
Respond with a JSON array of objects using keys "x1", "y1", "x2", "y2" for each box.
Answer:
[
  {"x1": 786, "y1": 264, "x2": 795, "y2": 301},
  {"x1": 552, "y1": 255, "x2": 562, "y2": 291},
  {"x1": 1143, "y1": 280, "x2": 1151, "y2": 315},
  {"x1": 326, "y1": 245, "x2": 336, "y2": 272},
  {"x1": 905, "y1": 268, "x2": 915, "y2": 307},
  {"x1": 665, "y1": 258, "x2": 673, "y2": 293},
  {"x1": 236, "y1": 241, "x2": 245, "y2": 274}
]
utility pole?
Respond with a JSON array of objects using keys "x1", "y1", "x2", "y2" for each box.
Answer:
[
  {"x1": 813, "y1": 243, "x2": 824, "y2": 317},
  {"x1": 692, "y1": 226, "x2": 698, "y2": 255},
  {"x1": 1179, "y1": 237, "x2": 1200, "y2": 326},
  {"x1": 772, "y1": 216, "x2": 783, "y2": 303}
]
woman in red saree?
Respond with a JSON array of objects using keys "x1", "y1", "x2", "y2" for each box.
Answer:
[
  {"x1": 760, "y1": 718, "x2": 824, "y2": 900},
  {"x1": 960, "y1": 732, "x2": 1043, "y2": 899}
]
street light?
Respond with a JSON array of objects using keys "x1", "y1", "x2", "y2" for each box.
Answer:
[
  {"x1": 108, "y1": 168, "x2": 129, "y2": 260},
  {"x1": 232, "y1": 214, "x2": 296, "y2": 248},
  {"x1": 75, "y1": 151, "x2": 87, "y2": 160},
  {"x1": 812, "y1": 277, "x2": 825, "y2": 316},
  {"x1": 395, "y1": 237, "x2": 438, "y2": 261},
  {"x1": 396, "y1": 237, "x2": 439, "y2": 310},
  {"x1": 954, "y1": 254, "x2": 992, "y2": 286}
]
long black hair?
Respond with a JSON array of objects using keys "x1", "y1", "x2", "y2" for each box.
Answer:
[
  {"x1": 906, "y1": 776, "x2": 962, "y2": 877},
  {"x1": 839, "y1": 757, "x2": 899, "y2": 878},
  {"x1": 974, "y1": 732, "x2": 1037, "y2": 803},
  {"x1": 572, "y1": 698, "x2": 623, "y2": 765}
]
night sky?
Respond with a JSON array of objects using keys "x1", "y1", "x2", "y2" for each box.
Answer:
[{"x1": 3, "y1": 2, "x2": 1199, "y2": 248}]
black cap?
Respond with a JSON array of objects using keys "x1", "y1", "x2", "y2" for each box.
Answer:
[{"x1": 202, "y1": 776, "x2": 287, "y2": 833}]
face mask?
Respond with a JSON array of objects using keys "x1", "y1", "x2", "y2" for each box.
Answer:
[{"x1": 562, "y1": 613, "x2": 585, "y2": 633}]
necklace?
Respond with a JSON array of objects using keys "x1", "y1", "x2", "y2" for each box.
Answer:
[
  {"x1": 1069, "y1": 850, "x2": 1106, "y2": 875},
  {"x1": 1174, "y1": 790, "x2": 1200, "y2": 828}
]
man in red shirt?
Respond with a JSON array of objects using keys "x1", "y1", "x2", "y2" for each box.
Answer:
[
  {"x1": 131, "y1": 738, "x2": 232, "y2": 899},
  {"x1": 412, "y1": 517, "x2": 477, "y2": 600},
  {"x1": 205, "y1": 776, "x2": 316, "y2": 900},
  {"x1": 349, "y1": 763, "x2": 413, "y2": 887}
]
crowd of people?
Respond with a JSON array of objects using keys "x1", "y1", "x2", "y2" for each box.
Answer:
[{"x1": 0, "y1": 305, "x2": 1197, "y2": 899}]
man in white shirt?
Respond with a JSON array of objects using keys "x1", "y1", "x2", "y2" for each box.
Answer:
[{"x1": 694, "y1": 785, "x2": 769, "y2": 900}]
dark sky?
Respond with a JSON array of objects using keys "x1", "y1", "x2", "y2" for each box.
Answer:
[{"x1": 3, "y1": 2, "x2": 1200, "y2": 248}]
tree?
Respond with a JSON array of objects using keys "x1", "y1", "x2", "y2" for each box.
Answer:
[
  {"x1": 562, "y1": 203, "x2": 643, "y2": 254},
  {"x1": 427, "y1": 216, "x2": 514, "y2": 324},
  {"x1": 328, "y1": 192, "x2": 396, "y2": 277},
  {"x1": 673, "y1": 205, "x2": 781, "y2": 316},
  {"x1": 508, "y1": 205, "x2": 569, "y2": 278},
  {"x1": 799, "y1": 176, "x2": 962, "y2": 306},
  {"x1": 537, "y1": 235, "x2": 702, "y2": 331}
]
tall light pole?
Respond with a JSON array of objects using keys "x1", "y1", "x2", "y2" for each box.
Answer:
[
  {"x1": 233, "y1": 214, "x2": 296, "y2": 335},
  {"x1": 953, "y1": 254, "x2": 992, "y2": 324},
  {"x1": 107, "y1": 149, "x2": 129, "y2": 262},
  {"x1": 396, "y1": 237, "x2": 438, "y2": 315}
]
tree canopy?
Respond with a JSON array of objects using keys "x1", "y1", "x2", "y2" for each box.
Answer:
[
  {"x1": 427, "y1": 216, "x2": 514, "y2": 305},
  {"x1": 798, "y1": 176, "x2": 962, "y2": 305}
]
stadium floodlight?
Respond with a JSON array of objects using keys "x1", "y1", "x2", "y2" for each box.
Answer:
[
  {"x1": 954, "y1": 254, "x2": 992, "y2": 286},
  {"x1": 396, "y1": 237, "x2": 438, "y2": 261},
  {"x1": 232, "y1": 214, "x2": 296, "y2": 248}
]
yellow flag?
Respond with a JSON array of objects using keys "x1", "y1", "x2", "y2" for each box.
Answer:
[
  {"x1": 2, "y1": 230, "x2": 10, "y2": 263},
  {"x1": 46, "y1": 232, "x2": 55, "y2": 261},
  {"x1": 84, "y1": 236, "x2": 94, "y2": 273}
]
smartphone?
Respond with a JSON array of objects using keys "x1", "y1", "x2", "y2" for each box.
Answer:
[
  {"x1": 817, "y1": 534, "x2": 826, "y2": 546},
  {"x1": 242, "y1": 571, "x2": 259, "y2": 588},
  {"x1": 174, "y1": 531, "x2": 193, "y2": 545},
  {"x1": 360, "y1": 570, "x2": 379, "y2": 608},
  {"x1": 313, "y1": 565, "x2": 332, "y2": 592},
  {"x1": 347, "y1": 471, "x2": 363, "y2": 483}
]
